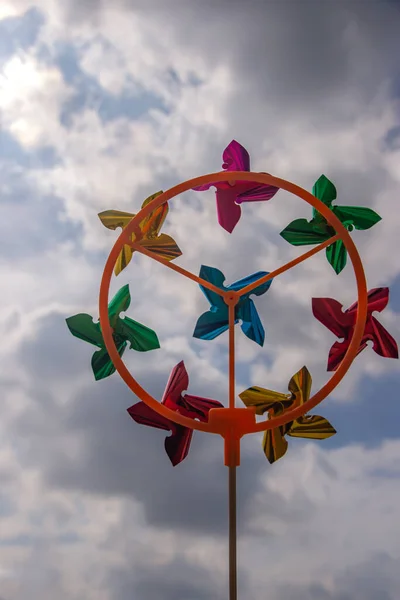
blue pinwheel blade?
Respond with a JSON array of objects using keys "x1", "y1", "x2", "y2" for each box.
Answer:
[
  {"x1": 198, "y1": 265, "x2": 227, "y2": 310},
  {"x1": 238, "y1": 298, "x2": 265, "y2": 346},
  {"x1": 229, "y1": 271, "x2": 272, "y2": 299},
  {"x1": 193, "y1": 310, "x2": 230, "y2": 341}
]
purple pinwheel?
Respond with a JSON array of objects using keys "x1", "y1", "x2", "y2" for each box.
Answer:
[
  {"x1": 193, "y1": 140, "x2": 279, "y2": 233},
  {"x1": 127, "y1": 361, "x2": 223, "y2": 466}
]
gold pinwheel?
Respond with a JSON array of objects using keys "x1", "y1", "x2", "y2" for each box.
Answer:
[
  {"x1": 239, "y1": 366, "x2": 336, "y2": 463},
  {"x1": 98, "y1": 191, "x2": 182, "y2": 275}
]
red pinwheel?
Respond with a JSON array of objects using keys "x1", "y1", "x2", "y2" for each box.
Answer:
[
  {"x1": 312, "y1": 287, "x2": 398, "y2": 371},
  {"x1": 193, "y1": 139, "x2": 279, "y2": 233},
  {"x1": 127, "y1": 361, "x2": 223, "y2": 466}
]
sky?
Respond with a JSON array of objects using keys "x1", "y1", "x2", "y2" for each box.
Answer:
[{"x1": 1, "y1": 0, "x2": 400, "y2": 598}]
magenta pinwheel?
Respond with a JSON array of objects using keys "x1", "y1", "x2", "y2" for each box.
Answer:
[
  {"x1": 193, "y1": 139, "x2": 279, "y2": 233},
  {"x1": 312, "y1": 287, "x2": 398, "y2": 371}
]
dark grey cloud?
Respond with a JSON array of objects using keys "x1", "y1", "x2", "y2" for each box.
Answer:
[
  {"x1": 61, "y1": 0, "x2": 400, "y2": 113},
  {"x1": 13, "y1": 312, "x2": 314, "y2": 537},
  {"x1": 0, "y1": 162, "x2": 82, "y2": 260},
  {"x1": 108, "y1": 559, "x2": 226, "y2": 600},
  {"x1": 108, "y1": 0, "x2": 400, "y2": 122},
  {"x1": 274, "y1": 553, "x2": 400, "y2": 600}
]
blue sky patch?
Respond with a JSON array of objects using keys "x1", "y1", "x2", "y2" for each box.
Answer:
[
  {"x1": 0, "y1": 7, "x2": 45, "y2": 61},
  {"x1": 52, "y1": 43, "x2": 169, "y2": 126},
  {"x1": 0, "y1": 130, "x2": 60, "y2": 170},
  {"x1": 312, "y1": 371, "x2": 400, "y2": 451}
]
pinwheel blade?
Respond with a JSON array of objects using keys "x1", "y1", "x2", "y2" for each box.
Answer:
[
  {"x1": 326, "y1": 239, "x2": 347, "y2": 274},
  {"x1": 312, "y1": 297, "x2": 350, "y2": 338},
  {"x1": 108, "y1": 285, "x2": 131, "y2": 327},
  {"x1": 333, "y1": 205, "x2": 381, "y2": 231},
  {"x1": 239, "y1": 386, "x2": 290, "y2": 415},
  {"x1": 347, "y1": 287, "x2": 389, "y2": 315},
  {"x1": 98, "y1": 210, "x2": 135, "y2": 231},
  {"x1": 216, "y1": 187, "x2": 242, "y2": 233},
  {"x1": 288, "y1": 415, "x2": 336, "y2": 439},
  {"x1": 165, "y1": 426, "x2": 194, "y2": 466},
  {"x1": 162, "y1": 361, "x2": 190, "y2": 407},
  {"x1": 262, "y1": 428, "x2": 289, "y2": 464},
  {"x1": 198, "y1": 265, "x2": 227, "y2": 310},
  {"x1": 288, "y1": 366, "x2": 312, "y2": 406},
  {"x1": 193, "y1": 310, "x2": 230, "y2": 341},
  {"x1": 280, "y1": 218, "x2": 332, "y2": 246},
  {"x1": 369, "y1": 316, "x2": 399, "y2": 359},
  {"x1": 91, "y1": 340, "x2": 126, "y2": 381},
  {"x1": 127, "y1": 401, "x2": 174, "y2": 432},
  {"x1": 312, "y1": 174, "x2": 337, "y2": 210},
  {"x1": 114, "y1": 244, "x2": 133, "y2": 276},
  {"x1": 115, "y1": 316, "x2": 160, "y2": 352},
  {"x1": 236, "y1": 184, "x2": 279, "y2": 204},
  {"x1": 183, "y1": 394, "x2": 224, "y2": 422},
  {"x1": 139, "y1": 191, "x2": 167, "y2": 237},
  {"x1": 229, "y1": 271, "x2": 271, "y2": 297},
  {"x1": 140, "y1": 233, "x2": 182, "y2": 261},
  {"x1": 66, "y1": 314, "x2": 104, "y2": 347},
  {"x1": 222, "y1": 139, "x2": 251, "y2": 171},
  {"x1": 239, "y1": 298, "x2": 265, "y2": 346}
]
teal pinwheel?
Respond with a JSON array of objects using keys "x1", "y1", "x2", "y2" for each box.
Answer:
[
  {"x1": 66, "y1": 284, "x2": 160, "y2": 380},
  {"x1": 193, "y1": 265, "x2": 272, "y2": 346},
  {"x1": 280, "y1": 174, "x2": 381, "y2": 274}
]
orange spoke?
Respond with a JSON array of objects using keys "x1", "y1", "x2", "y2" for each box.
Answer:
[
  {"x1": 131, "y1": 242, "x2": 229, "y2": 299},
  {"x1": 238, "y1": 234, "x2": 340, "y2": 296},
  {"x1": 228, "y1": 302, "x2": 236, "y2": 410}
]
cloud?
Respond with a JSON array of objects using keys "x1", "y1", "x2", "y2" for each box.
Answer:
[{"x1": 1, "y1": 0, "x2": 400, "y2": 598}]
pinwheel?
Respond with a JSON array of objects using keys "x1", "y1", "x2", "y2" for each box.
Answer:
[
  {"x1": 98, "y1": 191, "x2": 182, "y2": 275},
  {"x1": 193, "y1": 139, "x2": 279, "y2": 233},
  {"x1": 239, "y1": 366, "x2": 336, "y2": 463},
  {"x1": 66, "y1": 284, "x2": 160, "y2": 380},
  {"x1": 193, "y1": 265, "x2": 272, "y2": 346},
  {"x1": 312, "y1": 287, "x2": 398, "y2": 371},
  {"x1": 280, "y1": 174, "x2": 381, "y2": 274},
  {"x1": 127, "y1": 361, "x2": 223, "y2": 466}
]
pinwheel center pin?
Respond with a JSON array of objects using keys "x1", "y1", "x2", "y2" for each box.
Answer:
[{"x1": 67, "y1": 140, "x2": 398, "y2": 600}]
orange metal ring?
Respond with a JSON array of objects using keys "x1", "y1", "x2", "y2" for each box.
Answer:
[{"x1": 99, "y1": 171, "x2": 367, "y2": 442}]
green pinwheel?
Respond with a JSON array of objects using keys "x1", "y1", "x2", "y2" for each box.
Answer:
[
  {"x1": 280, "y1": 174, "x2": 381, "y2": 274},
  {"x1": 66, "y1": 284, "x2": 160, "y2": 380}
]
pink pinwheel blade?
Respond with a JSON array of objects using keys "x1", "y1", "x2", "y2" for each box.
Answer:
[
  {"x1": 222, "y1": 140, "x2": 250, "y2": 171},
  {"x1": 192, "y1": 182, "x2": 214, "y2": 191},
  {"x1": 236, "y1": 183, "x2": 279, "y2": 204}
]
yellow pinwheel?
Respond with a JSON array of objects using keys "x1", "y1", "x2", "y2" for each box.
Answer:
[
  {"x1": 98, "y1": 191, "x2": 182, "y2": 275},
  {"x1": 239, "y1": 366, "x2": 336, "y2": 463}
]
